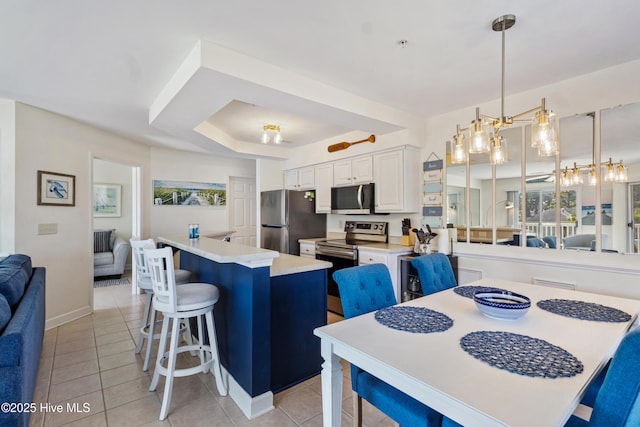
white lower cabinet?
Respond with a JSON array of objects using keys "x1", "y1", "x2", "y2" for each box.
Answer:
[
  {"x1": 299, "y1": 242, "x2": 316, "y2": 258},
  {"x1": 358, "y1": 249, "x2": 410, "y2": 301}
]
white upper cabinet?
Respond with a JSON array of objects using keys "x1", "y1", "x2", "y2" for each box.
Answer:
[
  {"x1": 333, "y1": 155, "x2": 373, "y2": 186},
  {"x1": 373, "y1": 148, "x2": 420, "y2": 213},
  {"x1": 284, "y1": 166, "x2": 315, "y2": 190},
  {"x1": 314, "y1": 163, "x2": 333, "y2": 213}
]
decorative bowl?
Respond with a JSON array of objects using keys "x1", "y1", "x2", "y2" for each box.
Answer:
[{"x1": 473, "y1": 290, "x2": 531, "y2": 321}]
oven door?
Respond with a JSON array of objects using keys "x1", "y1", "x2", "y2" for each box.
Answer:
[{"x1": 315, "y1": 249, "x2": 358, "y2": 316}]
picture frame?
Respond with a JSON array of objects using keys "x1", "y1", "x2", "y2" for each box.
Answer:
[
  {"x1": 152, "y1": 180, "x2": 226, "y2": 206},
  {"x1": 93, "y1": 183, "x2": 122, "y2": 217},
  {"x1": 37, "y1": 170, "x2": 76, "y2": 206}
]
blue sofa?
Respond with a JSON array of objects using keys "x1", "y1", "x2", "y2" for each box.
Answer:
[{"x1": 0, "y1": 255, "x2": 46, "y2": 427}]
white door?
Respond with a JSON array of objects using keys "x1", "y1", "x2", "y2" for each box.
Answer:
[{"x1": 229, "y1": 177, "x2": 257, "y2": 246}]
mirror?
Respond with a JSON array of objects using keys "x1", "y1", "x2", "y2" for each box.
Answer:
[
  {"x1": 601, "y1": 102, "x2": 640, "y2": 254},
  {"x1": 445, "y1": 102, "x2": 639, "y2": 254}
]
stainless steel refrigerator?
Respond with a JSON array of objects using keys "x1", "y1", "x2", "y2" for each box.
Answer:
[{"x1": 260, "y1": 190, "x2": 326, "y2": 255}]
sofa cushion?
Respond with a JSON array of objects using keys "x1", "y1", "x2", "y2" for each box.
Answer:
[
  {"x1": 94, "y1": 229, "x2": 114, "y2": 253},
  {"x1": 0, "y1": 265, "x2": 27, "y2": 311},
  {"x1": 94, "y1": 251, "x2": 114, "y2": 267},
  {"x1": 0, "y1": 293, "x2": 10, "y2": 333},
  {"x1": 0, "y1": 254, "x2": 32, "y2": 278}
]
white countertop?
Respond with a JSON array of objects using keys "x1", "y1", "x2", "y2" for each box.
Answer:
[
  {"x1": 270, "y1": 253, "x2": 332, "y2": 277},
  {"x1": 158, "y1": 234, "x2": 279, "y2": 268},
  {"x1": 298, "y1": 237, "x2": 413, "y2": 254}
]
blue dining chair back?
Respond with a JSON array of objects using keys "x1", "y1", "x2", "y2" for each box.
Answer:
[
  {"x1": 333, "y1": 264, "x2": 443, "y2": 427},
  {"x1": 543, "y1": 236, "x2": 557, "y2": 248},
  {"x1": 527, "y1": 237, "x2": 546, "y2": 248},
  {"x1": 565, "y1": 327, "x2": 640, "y2": 427},
  {"x1": 411, "y1": 253, "x2": 457, "y2": 296}
]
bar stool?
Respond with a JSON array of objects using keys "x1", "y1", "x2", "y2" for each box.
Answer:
[
  {"x1": 144, "y1": 246, "x2": 227, "y2": 420},
  {"x1": 130, "y1": 238, "x2": 192, "y2": 371}
]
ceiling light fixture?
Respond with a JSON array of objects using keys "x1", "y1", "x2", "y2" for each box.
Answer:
[
  {"x1": 560, "y1": 158, "x2": 628, "y2": 187},
  {"x1": 450, "y1": 15, "x2": 558, "y2": 165},
  {"x1": 261, "y1": 124, "x2": 282, "y2": 144}
]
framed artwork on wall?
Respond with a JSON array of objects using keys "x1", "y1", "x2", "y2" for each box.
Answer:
[
  {"x1": 93, "y1": 183, "x2": 122, "y2": 217},
  {"x1": 37, "y1": 170, "x2": 76, "y2": 206},
  {"x1": 152, "y1": 180, "x2": 226, "y2": 206}
]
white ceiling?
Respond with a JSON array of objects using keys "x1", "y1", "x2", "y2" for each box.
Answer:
[{"x1": 2, "y1": 1, "x2": 640, "y2": 158}]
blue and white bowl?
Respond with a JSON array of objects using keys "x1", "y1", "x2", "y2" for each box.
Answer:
[{"x1": 473, "y1": 290, "x2": 531, "y2": 321}]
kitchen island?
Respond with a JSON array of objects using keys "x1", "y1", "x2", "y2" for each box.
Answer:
[{"x1": 158, "y1": 235, "x2": 331, "y2": 419}]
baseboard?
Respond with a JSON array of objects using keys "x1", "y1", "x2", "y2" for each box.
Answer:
[
  {"x1": 45, "y1": 305, "x2": 92, "y2": 330},
  {"x1": 221, "y1": 365, "x2": 274, "y2": 419}
]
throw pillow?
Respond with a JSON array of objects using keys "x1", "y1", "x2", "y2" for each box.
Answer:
[
  {"x1": 0, "y1": 293, "x2": 10, "y2": 333},
  {"x1": 0, "y1": 264, "x2": 28, "y2": 311},
  {"x1": 0, "y1": 254, "x2": 32, "y2": 278},
  {"x1": 94, "y1": 230, "x2": 113, "y2": 253}
]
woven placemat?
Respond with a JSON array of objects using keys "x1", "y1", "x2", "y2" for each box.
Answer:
[
  {"x1": 453, "y1": 285, "x2": 508, "y2": 299},
  {"x1": 537, "y1": 299, "x2": 631, "y2": 322},
  {"x1": 374, "y1": 306, "x2": 453, "y2": 334},
  {"x1": 460, "y1": 331, "x2": 584, "y2": 378}
]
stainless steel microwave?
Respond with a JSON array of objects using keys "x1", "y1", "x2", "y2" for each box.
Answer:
[{"x1": 331, "y1": 183, "x2": 375, "y2": 214}]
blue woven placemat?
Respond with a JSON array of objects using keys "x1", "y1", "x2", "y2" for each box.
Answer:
[
  {"x1": 460, "y1": 331, "x2": 584, "y2": 378},
  {"x1": 374, "y1": 306, "x2": 453, "y2": 334},
  {"x1": 453, "y1": 285, "x2": 508, "y2": 299},
  {"x1": 537, "y1": 299, "x2": 632, "y2": 322}
]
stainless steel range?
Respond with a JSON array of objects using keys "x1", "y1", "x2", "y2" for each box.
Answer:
[{"x1": 315, "y1": 221, "x2": 388, "y2": 315}]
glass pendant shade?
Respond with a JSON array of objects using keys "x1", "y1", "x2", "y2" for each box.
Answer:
[
  {"x1": 450, "y1": 132, "x2": 467, "y2": 164},
  {"x1": 273, "y1": 132, "x2": 283, "y2": 144},
  {"x1": 532, "y1": 110, "x2": 557, "y2": 156},
  {"x1": 261, "y1": 124, "x2": 282, "y2": 144},
  {"x1": 588, "y1": 165, "x2": 597, "y2": 186},
  {"x1": 468, "y1": 120, "x2": 490, "y2": 153},
  {"x1": 261, "y1": 132, "x2": 270, "y2": 144},
  {"x1": 490, "y1": 135, "x2": 507, "y2": 165}
]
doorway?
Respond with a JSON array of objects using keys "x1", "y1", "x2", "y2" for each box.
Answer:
[
  {"x1": 91, "y1": 157, "x2": 141, "y2": 309},
  {"x1": 228, "y1": 176, "x2": 257, "y2": 246}
]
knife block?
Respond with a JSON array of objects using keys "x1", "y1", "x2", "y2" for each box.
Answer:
[{"x1": 402, "y1": 234, "x2": 415, "y2": 246}]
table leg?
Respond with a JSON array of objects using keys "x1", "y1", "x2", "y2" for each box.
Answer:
[{"x1": 321, "y1": 339, "x2": 343, "y2": 427}]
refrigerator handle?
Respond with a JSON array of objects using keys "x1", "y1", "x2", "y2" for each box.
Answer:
[
  {"x1": 357, "y1": 185, "x2": 363, "y2": 210},
  {"x1": 262, "y1": 224, "x2": 285, "y2": 228}
]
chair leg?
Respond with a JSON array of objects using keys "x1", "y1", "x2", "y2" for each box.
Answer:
[
  {"x1": 197, "y1": 314, "x2": 207, "y2": 370},
  {"x1": 143, "y1": 305, "x2": 158, "y2": 372},
  {"x1": 158, "y1": 316, "x2": 180, "y2": 420},
  {"x1": 136, "y1": 292, "x2": 153, "y2": 354},
  {"x1": 353, "y1": 391, "x2": 362, "y2": 427},
  {"x1": 205, "y1": 310, "x2": 227, "y2": 396},
  {"x1": 149, "y1": 315, "x2": 170, "y2": 391},
  {"x1": 183, "y1": 318, "x2": 197, "y2": 357}
]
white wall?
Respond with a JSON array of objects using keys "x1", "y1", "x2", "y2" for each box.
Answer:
[
  {"x1": 9, "y1": 103, "x2": 256, "y2": 328},
  {"x1": 0, "y1": 99, "x2": 16, "y2": 255},
  {"x1": 149, "y1": 147, "x2": 255, "y2": 240}
]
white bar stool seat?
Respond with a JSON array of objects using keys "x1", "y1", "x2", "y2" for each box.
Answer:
[
  {"x1": 130, "y1": 238, "x2": 192, "y2": 371},
  {"x1": 144, "y1": 246, "x2": 227, "y2": 421}
]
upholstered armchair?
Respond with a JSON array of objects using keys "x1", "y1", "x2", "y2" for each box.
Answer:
[{"x1": 94, "y1": 229, "x2": 130, "y2": 278}]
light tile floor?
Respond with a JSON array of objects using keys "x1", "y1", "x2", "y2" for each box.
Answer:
[{"x1": 31, "y1": 274, "x2": 394, "y2": 427}]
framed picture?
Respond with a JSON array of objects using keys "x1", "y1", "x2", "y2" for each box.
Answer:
[
  {"x1": 152, "y1": 180, "x2": 226, "y2": 206},
  {"x1": 37, "y1": 170, "x2": 75, "y2": 206},
  {"x1": 93, "y1": 183, "x2": 122, "y2": 217}
]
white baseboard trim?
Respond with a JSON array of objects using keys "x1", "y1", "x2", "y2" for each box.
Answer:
[
  {"x1": 221, "y1": 365, "x2": 274, "y2": 419},
  {"x1": 45, "y1": 306, "x2": 92, "y2": 330}
]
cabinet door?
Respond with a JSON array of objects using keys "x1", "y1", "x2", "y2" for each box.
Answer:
[
  {"x1": 297, "y1": 167, "x2": 315, "y2": 190},
  {"x1": 358, "y1": 251, "x2": 388, "y2": 265},
  {"x1": 333, "y1": 160, "x2": 353, "y2": 186},
  {"x1": 374, "y1": 150, "x2": 404, "y2": 211},
  {"x1": 284, "y1": 170, "x2": 299, "y2": 190},
  {"x1": 315, "y1": 163, "x2": 333, "y2": 213},
  {"x1": 352, "y1": 156, "x2": 373, "y2": 183},
  {"x1": 299, "y1": 242, "x2": 316, "y2": 258}
]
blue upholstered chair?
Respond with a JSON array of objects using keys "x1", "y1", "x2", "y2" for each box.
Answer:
[
  {"x1": 526, "y1": 237, "x2": 546, "y2": 248},
  {"x1": 543, "y1": 236, "x2": 557, "y2": 249},
  {"x1": 442, "y1": 327, "x2": 640, "y2": 427},
  {"x1": 411, "y1": 253, "x2": 457, "y2": 296},
  {"x1": 333, "y1": 264, "x2": 443, "y2": 427}
]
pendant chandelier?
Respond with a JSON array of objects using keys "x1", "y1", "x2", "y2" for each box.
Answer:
[
  {"x1": 450, "y1": 15, "x2": 558, "y2": 165},
  {"x1": 261, "y1": 124, "x2": 283, "y2": 144},
  {"x1": 560, "y1": 158, "x2": 629, "y2": 187}
]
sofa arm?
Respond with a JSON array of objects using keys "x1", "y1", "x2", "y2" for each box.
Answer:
[{"x1": 112, "y1": 237, "x2": 130, "y2": 275}]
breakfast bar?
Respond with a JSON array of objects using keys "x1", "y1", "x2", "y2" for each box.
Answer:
[{"x1": 158, "y1": 235, "x2": 331, "y2": 419}]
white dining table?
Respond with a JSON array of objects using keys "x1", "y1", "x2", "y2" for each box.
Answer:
[{"x1": 314, "y1": 278, "x2": 640, "y2": 427}]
